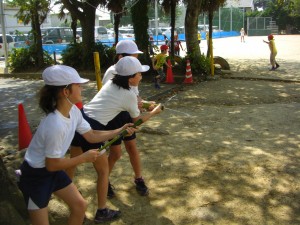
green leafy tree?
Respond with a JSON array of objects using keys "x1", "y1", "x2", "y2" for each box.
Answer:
[
  {"x1": 59, "y1": 0, "x2": 106, "y2": 69},
  {"x1": 7, "y1": 0, "x2": 51, "y2": 68},
  {"x1": 294, "y1": 0, "x2": 300, "y2": 13},
  {"x1": 263, "y1": 0, "x2": 294, "y2": 30},
  {"x1": 262, "y1": 0, "x2": 296, "y2": 30},
  {"x1": 254, "y1": 0, "x2": 270, "y2": 10},
  {"x1": 291, "y1": 0, "x2": 300, "y2": 32},
  {"x1": 248, "y1": 0, "x2": 300, "y2": 33}
]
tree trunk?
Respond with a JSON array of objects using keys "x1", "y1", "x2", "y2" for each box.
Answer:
[
  {"x1": 61, "y1": 0, "x2": 97, "y2": 70},
  {"x1": 114, "y1": 14, "x2": 121, "y2": 45},
  {"x1": 71, "y1": 14, "x2": 78, "y2": 43},
  {"x1": 169, "y1": 0, "x2": 176, "y2": 58},
  {"x1": 131, "y1": 0, "x2": 150, "y2": 64},
  {"x1": 0, "y1": 158, "x2": 29, "y2": 225},
  {"x1": 206, "y1": 11, "x2": 213, "y2": 58},
  {"x1": 79, "y1": 6, "x2": 96, "y2": 69},
  {"x1": 185, "y1": 0, "x2": 201, "y2": 59},
  {"x1": 31, "y1": 10, "x2": 44, "y2": 68}
]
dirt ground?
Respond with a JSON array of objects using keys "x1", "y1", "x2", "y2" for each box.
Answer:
[{"x1": 1, "y1": 35, "x2": 300, "y2": 225}]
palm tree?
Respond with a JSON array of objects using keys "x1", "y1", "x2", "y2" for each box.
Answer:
[
  {"x1": 55, "y1": 1, "x2": 79, "y2": 43},
  {"x1": 8, "y1": 0, "x2": 50, "y2": 68}
]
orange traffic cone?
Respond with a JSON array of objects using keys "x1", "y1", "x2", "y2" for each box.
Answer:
[
  {"x1": 183, "y1": 59, "x2": 193, "y2": 84},
  {"x1": 165, "y1": 59, "x2": 174, "y2": 83},
  {"x1": 75, "y1": 102, "x2": 83, "y2": 109},
  {"x1": 18, "y1": 103, "x2": 32, "y2": 150}
]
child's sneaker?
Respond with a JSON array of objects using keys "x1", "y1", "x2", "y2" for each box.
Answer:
[
  {"x1": 269, "y1": 67, "x2": 275, "y2": 71},
  {"x1": 107, "y1": 182, "x2": 115, "y2": 198},
  {"x1": 94, "y1": 208, "x2": 121, "y2": 223},
  {"x1": 275, "y1": 63, "x2": 280, "y2": 69},
  {"x1": 134, "y1": 177, "x2": 149, "y2": 196}
]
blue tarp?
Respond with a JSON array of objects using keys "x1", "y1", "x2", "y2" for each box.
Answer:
[
  {"x1": 27, "y1": 31, "x2": 240, "y2": 55},
  {"x1": 42, "y1": 43, "x2": 69, "y2": 55}
]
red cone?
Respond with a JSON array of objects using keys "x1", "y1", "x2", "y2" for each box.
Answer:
[
  {"x1": 165, "y1": 59, "x2": 174, "y2": 83},
  {"x1": 18, "y1": 103, "x2": 32, "y2": 150},
  {"x1": 183, "y1": 59, "x2": 193, "y2": 84}
]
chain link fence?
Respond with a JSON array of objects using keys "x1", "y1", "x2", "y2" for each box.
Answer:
[{"x1": 247, "y1": 17, "x2": 277, "y2": 36}]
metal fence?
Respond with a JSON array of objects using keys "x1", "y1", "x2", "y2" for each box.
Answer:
[
  {"x1": 198, "y1": 7, "x2": 245, "y2": 33},
  {"x1": 247, "y1": 17, "x2": 275, "y2": 36}
]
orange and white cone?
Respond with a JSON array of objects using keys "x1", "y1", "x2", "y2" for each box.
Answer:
[
  {"x1": 183, "y1": 59, "x2": 193, "y2": 84},
  {"x1": 18, "y1": 103, "x2": 32, "y2": 150},
  {"x1": 165, "y1": 59, "x2": 174, "y2": 83}
]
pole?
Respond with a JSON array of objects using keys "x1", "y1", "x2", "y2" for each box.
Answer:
[
  {"x1": 219, "y1": 7, "x2": 221, "y2": 32},
  {"x1": 93, "y1": 52, "x2": 102, "y2": 91},
  {"x1": 155, "y1": 0, "x2": 158, "y2": 45},
  {"x1": 0, "y1": 0, "x2": 8, "y2": 73},
  {"x1": 53, "y1": 51, "x2": 57, "y2": 64},
  {"x1": 210, "y1": 38, "x2": 214, "y2": 77},
  {"x1": 230, "y1": 6, "x2": 232, "y2": 31},
  {"x1": 242, "y1": 8, "x2": 244, "y2": 29}
]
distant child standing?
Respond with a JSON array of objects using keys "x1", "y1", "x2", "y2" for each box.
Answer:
[
  {"x1": 152, "y1": 44, "x2": 171, "y2": 89},
  {"x1": 240, "y1": 28, "x2": 246, "y2": 42},
  {"x1": 168, "y1": 34, "x2": 184, "y2": 56},
  {"x1": 263, "y1": 34, "x2": 280, "y2": 71}
]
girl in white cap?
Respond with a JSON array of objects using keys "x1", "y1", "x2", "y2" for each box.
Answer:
[
  {"x1": 17, "y1": 65, "x2": 136, "y2": 225},
  {"x1": 71, "y1": 57, "x2": 162, "y2": 200},
  {"x1": 70, "y1": 40, "x2": 156, "y2": 201}
]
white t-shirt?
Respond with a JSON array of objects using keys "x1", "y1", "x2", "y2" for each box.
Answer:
[
  {"x1": 102, "y1": 65, "x2": 140, "y2": 96},
  {"x1": 102, "y1": 65, "x2": 116, "y2": 85},
  {"x1": 24, "y1": 106, "x2": 91, "y2": 168},
  {"x1": 84, "y1": 80, "x2": 140, "y2": 125}
]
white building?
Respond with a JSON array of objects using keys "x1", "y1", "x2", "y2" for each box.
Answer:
[
  {"x1": 0, "y1": 2, "x2": 110, "y2": 34},
  {"x1": 0, "y1": 3, "x2": 31, "y2": 34},
  {"x1": 223, "y1": 0, "x2": 254, "y2": 12}
]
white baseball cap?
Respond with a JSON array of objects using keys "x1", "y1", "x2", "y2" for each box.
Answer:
[
  {"x1": 42, "y1": 65, "x2": 89, "y2": 86},
  {"x1": 115, "y1": 56, "x2": 149, "y2": 76},
  {"x1": 116, "y1": 40, "x2": 143, "y2": 54}
]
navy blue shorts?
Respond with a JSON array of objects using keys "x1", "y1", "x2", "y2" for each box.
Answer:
[
  {"x1": 71, "y1": 110, "x2": 136, "y2": 152},
  {"x1": 71, "y1": 109, "x2": 106, "y2": 151},
  {"x1": 105, "y1": 111, "x2": 136, "y2": 145},
  {"x1": 18, "y1": 161, "x2": 72, "y2": 210}
]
